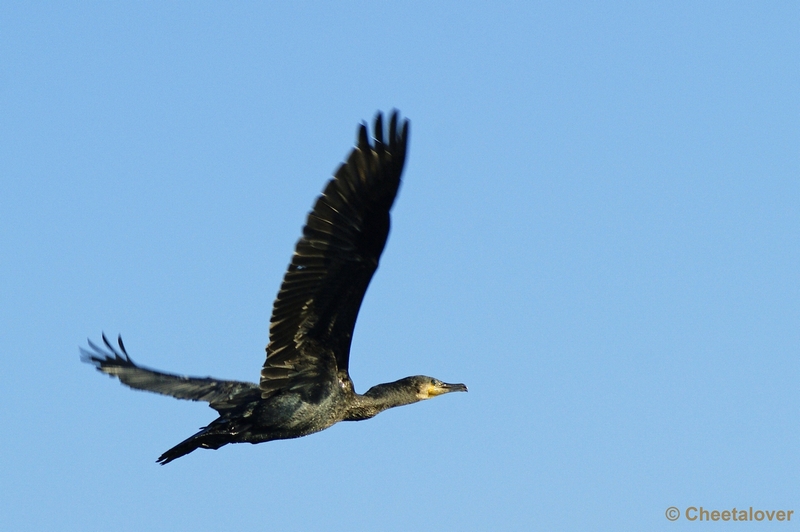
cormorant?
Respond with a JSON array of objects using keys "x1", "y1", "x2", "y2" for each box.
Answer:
[{"x1": 82, "y1": 111, "x2": 467, "y2": 464}]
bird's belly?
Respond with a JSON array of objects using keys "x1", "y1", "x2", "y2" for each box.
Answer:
[{"x1": 242, "y1": 389, "x2": 345, "y2": 443}]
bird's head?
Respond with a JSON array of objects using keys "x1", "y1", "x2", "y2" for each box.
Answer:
[
  {"x1": 361, "y1": 375, "x2": 467, "y2": 411},
  {"x1": 407, "y1": 376, "x2": 468, "y2": 400}
]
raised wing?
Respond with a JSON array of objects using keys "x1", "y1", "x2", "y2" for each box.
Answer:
[
  {"x1": 82, "y1": 334, "x2": 259, "y2": 412},
  {"x1": 260, "y1": 111, "x2": 409, "y2": 397}
]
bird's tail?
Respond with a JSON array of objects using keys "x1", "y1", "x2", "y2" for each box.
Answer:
[{"x1": 157, "y1": 426, "x2": 232, "y2": 465}]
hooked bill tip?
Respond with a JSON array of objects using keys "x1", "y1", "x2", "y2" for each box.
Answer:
[{"x1": 445, "y1": 382, "x2": 468, "y2": 393}]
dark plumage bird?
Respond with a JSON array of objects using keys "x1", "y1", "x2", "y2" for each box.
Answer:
[{"x1": 82, "y1": 111, "x2": 467, "y2": 464}]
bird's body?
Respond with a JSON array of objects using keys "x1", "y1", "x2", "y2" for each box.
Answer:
[{"x1": 82, "y1": 111, "x2": 466, "y2": 464}]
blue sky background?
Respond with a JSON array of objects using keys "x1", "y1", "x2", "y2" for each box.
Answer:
[{"x1": 1, "y1": 2, "x2": 798, "y2": 530}]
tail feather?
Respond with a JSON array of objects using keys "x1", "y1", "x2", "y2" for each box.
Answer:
[{"x1": 157, "y1": 427, "x2": 233, "y2": 465}]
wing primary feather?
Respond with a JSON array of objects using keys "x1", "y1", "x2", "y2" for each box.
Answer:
[
  {"x1": 82, "y1": 334, "x2": 259, "y2": 411},
  {"x1": 260, "y1": 112, "x2": 409, "y2": 397}
]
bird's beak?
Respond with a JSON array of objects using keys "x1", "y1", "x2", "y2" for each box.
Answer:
[{"x1": 430, "y1": 382, "x2": 468, "y2": 396}]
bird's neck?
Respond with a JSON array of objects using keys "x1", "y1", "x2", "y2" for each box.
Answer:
[{"x1": 342, "y1": 380, "x2": 421, "y2": 421}]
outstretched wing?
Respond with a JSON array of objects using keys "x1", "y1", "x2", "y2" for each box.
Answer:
[
  {"x1": 82, "y1": 333, "x2": 259, "y2": 412},
  {"x1": 260, "y1": 111, "x2": 409, "y2": 397}
]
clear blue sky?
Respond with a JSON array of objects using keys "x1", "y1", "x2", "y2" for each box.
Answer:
[{"x1": 1, "y1": 2, "x2": 797, "y2": 530}]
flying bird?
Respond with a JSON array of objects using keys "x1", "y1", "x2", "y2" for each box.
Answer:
[{"x1": 82, "y1": 111, "x2": 467, "y2": 464}]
